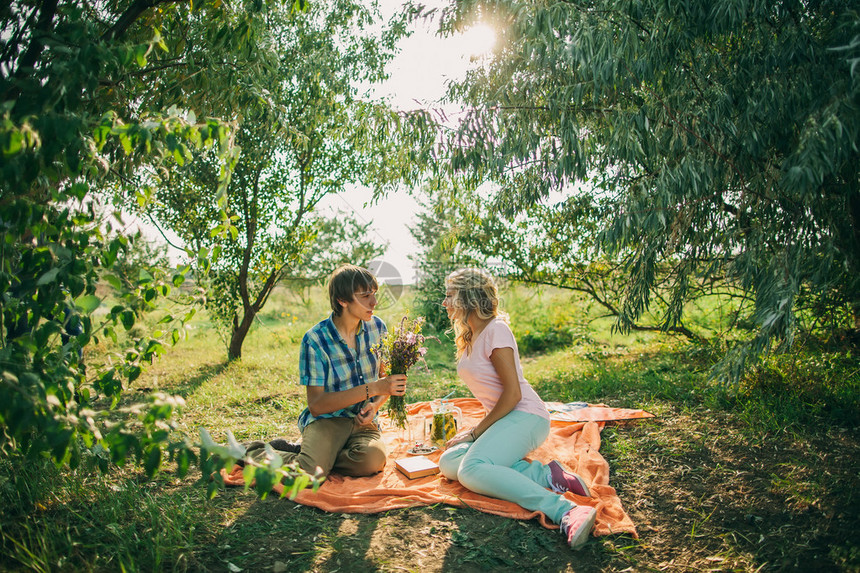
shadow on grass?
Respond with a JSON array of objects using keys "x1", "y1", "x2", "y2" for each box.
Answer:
[
  {"x1": 194, "y1": 488, "x2": 637, "y2": 572},
  {"x1": 163, "y1": 362, "x2": 229, "y2": 399},
  {"x1": 196, "y1": 494, "x2": 382, "y2": 571},
  {"x1": 93, "y1": 361, "x2": 229, "y2": 421}
]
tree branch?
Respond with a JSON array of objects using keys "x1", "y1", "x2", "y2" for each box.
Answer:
[
  {"x1": 512, "y1": 275, "x2": 703, "y2": 342},
  {"x1": 144, "y1": 212, "x2": 187, "y2": 253},
  {"x1": 102, "y1": 0, "x2": 183, "y2": 42},
  {"x1": 13, "y1": 0, "x2": 58, "y2": 76}
]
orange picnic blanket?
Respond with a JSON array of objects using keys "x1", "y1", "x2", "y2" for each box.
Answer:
[{"x1": 223, "y1": 398, "x2": 653, "y2": 538}]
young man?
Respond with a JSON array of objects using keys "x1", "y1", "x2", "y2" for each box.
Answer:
[{"x1": 245, "y1": 264, "x2": 406, "y2": 478}]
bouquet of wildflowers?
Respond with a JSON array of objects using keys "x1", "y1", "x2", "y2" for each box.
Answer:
[{"x1": 372, "y1": 316, "x2": 430, "y2": 428}]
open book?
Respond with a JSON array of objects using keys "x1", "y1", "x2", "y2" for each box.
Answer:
[{"x1": 394, "y1": 455, "x2": 440, "y2": 479}]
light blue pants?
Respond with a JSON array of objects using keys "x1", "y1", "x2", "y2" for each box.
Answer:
[{"x1": 438, "y1": 410, "x2": 576, "y2": 524}]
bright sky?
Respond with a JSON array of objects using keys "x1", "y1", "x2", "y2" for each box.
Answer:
[{"x1": 319, "y1": 0, "x2": 496, "y2": 284}]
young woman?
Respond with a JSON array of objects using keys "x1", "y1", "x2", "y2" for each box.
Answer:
[{"x1": 439, "y1": 268, "x2": 597, "y2": 549}]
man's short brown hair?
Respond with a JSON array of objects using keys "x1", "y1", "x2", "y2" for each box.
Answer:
[{"x1": 328, "y1": 264, "x2": 378, "y2": 316}]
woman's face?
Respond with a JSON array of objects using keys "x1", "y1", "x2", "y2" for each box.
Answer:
[{"x1": 442, "y1": 288, "x2": 455, "y2": 319}]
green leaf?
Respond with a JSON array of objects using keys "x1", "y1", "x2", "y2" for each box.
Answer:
[
  {"x1": 144, "y1": 446, "x2": 162, "y2": 476},
  {"x1": 119, "y1": 133, "x2": 132, "y2": 155},
  {"x1": 199, "y1": 427, "x2": 219, "y2": 451},
  {"x1": 120, "y1": 310, "x2": 135, "y2": 330},
  {"x1": 103, "y1": 274, "x2": 122, "y2": 290},
  {"x1": 176, "y1": 448, "x2": 191, "y2": 477},
  {"x1": 75, "y1": 295, "x2": 101, "y2": 314},
  {"x1": 207, "y1": 480, "x2": 220, "y2": 500},
  {"x1": 37, "y1": 268, "x2": 61, "y2": 286},
  {"x1": 3, "y1": 131, "x2": 23, "y2": 156},
  {"x1": 225, "y1": 431, "x2": 246, "y2": 459},
  {"x1": 283, "y1": 472, "x2": 310, "y2": 499},
  {"x1": 69, "y1": 182, "x2": 88, "y2": 200},
  {"x1": 135, "y1": 45, "x2": 148, "y2": 68},
  {"x1": 253, "y1": 467, "x2": 276, "y2": 498},
  {"x1": 263, "y1": 444, "x2": 283, "y2": 470},
  {"x1": 103, "y1": 326, "x2": 118, "y2": 344},
  {"x1": 144, "y1": 340, "x2": 164, "y2": 357}
]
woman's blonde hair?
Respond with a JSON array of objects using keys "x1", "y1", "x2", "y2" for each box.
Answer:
[{"x1": 445, "y1": 268, "x2": 507, "y2": 359}]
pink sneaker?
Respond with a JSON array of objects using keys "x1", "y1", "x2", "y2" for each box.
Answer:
[
  {"x1": 560, "y1": 505, "x2": 597, "y2": 549},
  {"x1": 548, "y1": 460, "x2": 592, "y2": 497}
]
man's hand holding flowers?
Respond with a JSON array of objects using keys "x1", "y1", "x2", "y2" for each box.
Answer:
[{"x1": 376, "y1": 373, "x2": 408, "y2": 398}]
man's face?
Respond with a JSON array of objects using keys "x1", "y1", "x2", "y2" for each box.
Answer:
[{"x1": 340, "y1": 288, "x2": 378, "y2": 321}]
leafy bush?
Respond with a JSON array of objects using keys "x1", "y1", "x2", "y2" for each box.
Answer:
[
  {"x1": 0, "y1": 0, "x2": 316, "y2": 500},
  {"x1": 0, "y1": 198, "x2": 192, "y2": 471},
  {"x1": 506, "y1": 290, "x2": 594, "y2": 355},
  {"x1": 515, "y1": 324, "x2": 577, "y2": 355},
  {"x1": 412, "y1": 259, "x2": 457, "y2": 333},
  {"x1": 736, "y1": 350, "x2": 860, "y2": 428}
]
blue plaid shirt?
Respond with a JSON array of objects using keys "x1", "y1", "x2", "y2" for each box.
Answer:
[{"x1": 297, "y1": 314, "x2": 387, "y2": 430}]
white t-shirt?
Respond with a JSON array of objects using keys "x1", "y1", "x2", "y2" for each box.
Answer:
[{"x1": 457, "y1": 318, "x2": 550, "y2": 420}]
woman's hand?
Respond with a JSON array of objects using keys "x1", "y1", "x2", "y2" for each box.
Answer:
[
  {"x1": 375, "y1": 374, "x2": 407, "y2": 396},
  {"x1": 446, "y1": 427, "x2": 476, "y2": 448}
]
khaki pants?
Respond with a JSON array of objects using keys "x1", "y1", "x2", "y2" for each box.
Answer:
[{"x1": 246, "y1": 417, "x2": 387, "y2": 478}]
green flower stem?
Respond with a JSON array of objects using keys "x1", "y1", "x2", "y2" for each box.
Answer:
[
  {"x1": 386, "y1": 368, "x2": 408, "y2": 429},
  {"x1": 386, "y1": 395, "x2": 408, "y2": 429}
]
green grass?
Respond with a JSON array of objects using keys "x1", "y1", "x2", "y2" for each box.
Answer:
[
  {"x1": 2, "y1": 284, "x2": 859, "y2": 572},
  {"x1": 0, "y1": 460, "x2": 217, "y2": 572}
]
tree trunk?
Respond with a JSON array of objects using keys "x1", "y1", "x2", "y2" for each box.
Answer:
[
  {"x1": 846, "y1": 182, "x2": 860, "y2": 333},
  {"x1": 228, "y1": 309, "x2": 256, "y2": 361}
]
